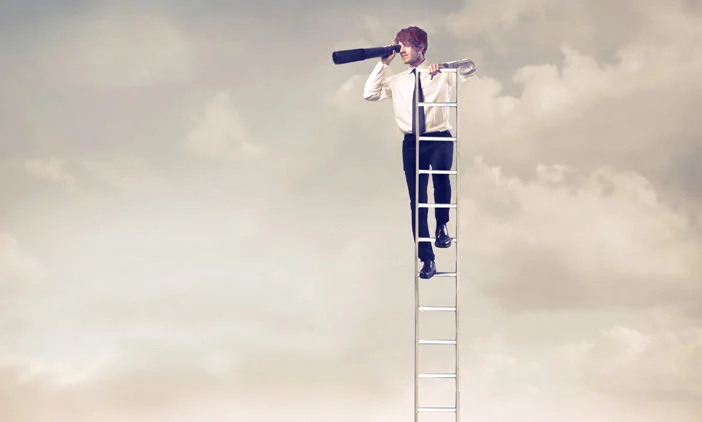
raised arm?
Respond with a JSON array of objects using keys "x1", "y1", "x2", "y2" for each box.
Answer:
[{"x1": 363, "y1": 60, "x2": 393, "y2": 101}]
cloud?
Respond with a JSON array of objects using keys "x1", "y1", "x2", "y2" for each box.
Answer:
[
  {"x1": 76, "y1": 156, "x2": 173, "y2": 196},
  {"x1": 445, "y1": 0, "x2": 700, "y2": 57},
  {"x1": 460, "y1": 159, "x2": 701, "y2": 311},
  {"x1": 18, "y1": 155, "x2": 175, "y2": 198},
  {"x1": 24, "y1": 158, "x2": 77, "y2": 192},
  {"x1": 1, "y1": 322, "x2": 698, "y2": 422},
  {"x1": 446, "y1": 0, "x2": 551, "y2": 37},
  {"x1": 183, "y1": 91, "x2": 266, "y2": 160},
  {"x1": 0, "y1": 354, "x2": 102, "y2": 387},
  {"x1": 455, "y1": 323, "x2": 702, "y2": 422},
  {"x1": 0, "y1": 351, "x2": 406, "y2": 422},
  {"x1": 0, "y1": 233, "x2": 44, "y2": 286},
  {"x1": 0, "y1": 233, "x2": 45, "y2": 349},
  {"x1": 454, "y1": 10, "x2": 702, "y2": 216},
  {"x1": 557, "y1": 325, "x2": 702, "y2": 399},
  {"x1": 31, "y1": 12, "x2": 197, "y2": 90}
]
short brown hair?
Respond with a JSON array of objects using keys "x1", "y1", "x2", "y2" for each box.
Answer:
[{"x1": 395, "y1": 26, "x2": 428, "y2": 55}]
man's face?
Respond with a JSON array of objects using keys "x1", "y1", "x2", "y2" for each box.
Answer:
[{"x1": 398, "y1": 41, "x2": 423, "y2": 65}]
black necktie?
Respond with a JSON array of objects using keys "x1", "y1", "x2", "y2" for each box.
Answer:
[{"x1": 412, "y1": 69, "x2": 426, "y2": 135}]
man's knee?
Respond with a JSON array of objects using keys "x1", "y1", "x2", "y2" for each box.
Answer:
[{"x1": 433, "y1": 174, "x2": 451, "y2": 185}]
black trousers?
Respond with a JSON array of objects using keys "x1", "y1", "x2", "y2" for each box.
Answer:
[{"x1": 402, "y1": 130, "x2": 454, "y2": 262}]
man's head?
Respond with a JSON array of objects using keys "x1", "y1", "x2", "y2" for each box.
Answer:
[{"x1": 394, "y1": 26, "x2": 428, "y2": 66}]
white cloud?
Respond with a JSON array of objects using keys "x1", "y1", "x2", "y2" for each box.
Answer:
[
  {"x1": 461, "y1": 159, "x2": 701, "y2": 311},
  {"x1": 0, "y1": 354, "x2": 104, "y2": 387},
  {"x1": 454, "y1": 325, "x2": 702, "y2": 422},
  {"x1": 77, "y1": 156, "x2": 171, "y2": 195},
  {"x1": 33, "y1": 12, "x2": 197, "y2": 90},
  {"x1": 446, "y1": 0, "x2": 550, "y2": 37},
  {"x1": 452, "y1": 8, "x2": 702, "y2": 223},
  {"x1": 0, "y1": 233, "x2": 44, "y2": 285},
  {"x1": 556, "y1": 325, "x2": 702, "y2": 398},
  {"x1": 445, "y1": 0, "x2": 699, "y2": 55},
  {"x1": 24, "y1": 157, "x2": 77, "y2": 192},
  {"x1": 184, "y1": 91, "x2": 266, "y2": 160},
  {"x1": 461, "y1": 37, "x2": 702, "y2": 131}
]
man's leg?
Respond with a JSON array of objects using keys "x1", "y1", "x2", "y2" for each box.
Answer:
[
  {"x1": 430, "y1": 133, "x2": 455, "y2": 247},
  {"x1": 402, "y1": 139, "x2": 435, "y2": 268}
]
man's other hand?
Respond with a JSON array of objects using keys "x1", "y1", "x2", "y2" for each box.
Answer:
[
  {"x1": 428, "y1": 63, "x2": 442, "y2": 79},
  {"x1": 381, "y1": 43, "x2": 396, "y2": 65}
]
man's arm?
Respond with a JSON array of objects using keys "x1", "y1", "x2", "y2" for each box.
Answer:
[{"x1": 363, "y1": 60, "x2": 392, "y2": 101}]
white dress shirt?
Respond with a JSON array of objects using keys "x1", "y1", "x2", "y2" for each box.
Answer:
[{"x1": 363, "y1": 59, "x2": 456, "y2": 134}]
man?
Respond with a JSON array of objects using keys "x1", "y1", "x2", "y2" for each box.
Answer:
[{"x1": 363, "y1": 26, "x2": 456, "y2": 279}]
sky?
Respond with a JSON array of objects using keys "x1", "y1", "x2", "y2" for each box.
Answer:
[{"x1": 1, "y1": 0, "x2": 701, "y2": 421}]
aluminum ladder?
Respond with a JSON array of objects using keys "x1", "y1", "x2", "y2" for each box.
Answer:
[{"x1": 412, "y1": 59, "x2": 475, "y2": 422}]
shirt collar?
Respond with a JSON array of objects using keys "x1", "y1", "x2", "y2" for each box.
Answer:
[{"x1": 408, "y1": 59, "x2": 429, "y2": 74}]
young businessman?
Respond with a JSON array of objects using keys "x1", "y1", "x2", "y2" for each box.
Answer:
[{"x1": 363, "y1": 26, "x2": 456, "y2": 279}]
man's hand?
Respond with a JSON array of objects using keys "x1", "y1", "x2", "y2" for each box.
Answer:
[
  {"x1": 428, "y1": 63, "x2": 445, "y2": 79},
  {"x1": 381, "y1": 43, "x2": 396, "y2": 65}
]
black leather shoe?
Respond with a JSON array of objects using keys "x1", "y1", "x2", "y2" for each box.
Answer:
[
  {"x1": 435, "y1": 223, "x2": 452, "y2": 248},
  {"x1": 419, "y1": 260, "x2": 436, "y2": 279}
]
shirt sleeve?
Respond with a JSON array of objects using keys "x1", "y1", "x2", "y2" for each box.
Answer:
[{"x1": 363, "y1": 60, "x2": 392, "y2": 101}]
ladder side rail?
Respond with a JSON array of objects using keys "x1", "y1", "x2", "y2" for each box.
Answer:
[
  {"x1": 413, "y1": 70, "x2": 421, "y2": 422},
  {"x1": 454, "y1": 67, "x2": 460, "y2": 422}
]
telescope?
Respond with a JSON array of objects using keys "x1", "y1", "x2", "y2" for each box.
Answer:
[
  {"x1": 331, "y1": 46, "x2": 478, "y2": 78},
  {"x1": 332, "y1": 45, "x2": 401, "y2": 65}
]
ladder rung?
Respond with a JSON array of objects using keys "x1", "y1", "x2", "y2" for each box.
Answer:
[
  {"x1": 418, "y1": 373, "x2": 456, "y2": 378},
  {"x1": 418, "y1": 170, "x2": 456, "y2": 175},
  {"x1": 418, "y1": 306, "x2": 456, "y2": 311},
  {"x1": 418, "y1": 407, "x2": 456, "y2": 413},
  {"x1": 418, "y1": 271, "x2": 457, "y2": 277},
  {"x1": 418, "y1": 237, "x2": 456, "y2": 242},
  {"x1": 418, "y1": 136, "x2": 457, "y2": 142},
  {"x1": 418, "y1": 339, "x2": 457, "y2": 345},
  {"x1": 418, "y1": 203, "x2": 456, "y2": 208},
  {"x1": 417, "y1": 68, "x2": 458, "y2": 73},
  {"x1": 419, "y1": 102, "x2": 457, "y2": 108}
]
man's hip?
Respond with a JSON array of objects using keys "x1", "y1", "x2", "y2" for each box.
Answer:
[{"x1": 403, "y1": 130, "x2": 453, "y2": 142}]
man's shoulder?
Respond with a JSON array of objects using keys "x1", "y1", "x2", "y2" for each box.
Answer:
[{"x1": 386, "y1": 68, "x2": 408, "y2": 80}]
